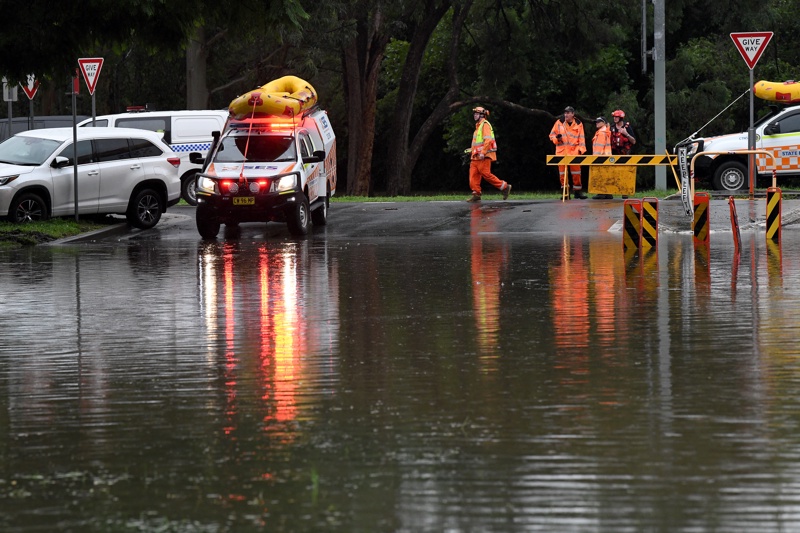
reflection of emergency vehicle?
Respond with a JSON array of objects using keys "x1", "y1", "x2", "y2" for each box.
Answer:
[
  {"x1": 192, "y1": 107, "x2": 336, "y2": 238},
  {"x1": 679, "y1": 105, "x2": 800, "y2": 192}
]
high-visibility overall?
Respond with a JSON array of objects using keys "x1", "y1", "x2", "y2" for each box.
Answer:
[
  {"x1": 470, "y1": 118, "x2": 508, "y2": 195},
  {"x1": 549, "y1": 117, "x2": 586, "y2": 191}
]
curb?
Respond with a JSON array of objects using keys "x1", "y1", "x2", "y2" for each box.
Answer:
[{"x1": 45, "y1": 222, "x2": 132, "y2": 246}]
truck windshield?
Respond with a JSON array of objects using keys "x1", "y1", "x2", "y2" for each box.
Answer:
[{"x1": 214, "y1": 134, "x2": 296, "y2": 163}]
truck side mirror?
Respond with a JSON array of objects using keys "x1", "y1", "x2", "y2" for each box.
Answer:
[
  {"x1": 302, "y1": 150, "x2": 326, "y2": 164},
  {"x1": 51, "y1": 156, "x2": 70, "y2": 169},
  {"x1": 189, "y1": 152, "x2": 205, "y2": 165},
  {"x1": 765, "y1": 122, "x2": 780, "y2": 135}
]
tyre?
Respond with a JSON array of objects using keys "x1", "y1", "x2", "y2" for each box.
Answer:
[
  {"x1": 8, "y1": 192, "x2": 48, "y2": 223},
  {"x1": 126, "y1": 188, "x2": 163, "y2": 229},
  {"x1": 712, "y1": 161, "x2": 747, "y2": 191},
  {"x1": 286, "y1": 196, "x2": 310, "y2": 236},
  {"x1": 311, "y1": 194, "x2": 329, "y2": 226},
  {"x1": 196, "y1": 207, "x2": 220, "y2": 239},
  {"x1": 181, "y1": 173, "x2": 198, "y2": 206}
]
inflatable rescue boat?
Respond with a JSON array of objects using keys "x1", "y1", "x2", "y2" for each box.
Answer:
[
  {"x1": 229, "y1": 75, "x2": 318, "y2": 118},
  {"x1": 755, "y1": 80, "x2": 800, "y2": 104}
]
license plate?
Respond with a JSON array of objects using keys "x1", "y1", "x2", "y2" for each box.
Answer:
[{"x1": 233, "y1": 196, "x2": 255, "y2": 206}]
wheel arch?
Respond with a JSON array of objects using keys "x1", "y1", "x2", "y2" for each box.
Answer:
[{"x1": 9, "y1": 186, "x2": 52, "y2": 217}]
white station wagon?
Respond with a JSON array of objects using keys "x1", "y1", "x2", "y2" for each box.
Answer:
[{"x1": 0, "y1": 127, "x2": 181, "y2": 228}]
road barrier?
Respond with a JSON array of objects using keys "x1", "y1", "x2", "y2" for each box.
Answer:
[
  {"x1": 728, "y1": 197, "x2": 742, "y2": 253},
  {"x1": 693, "y1": 192, "x2": 710, "y2": 245},
  {"x1": 641, "y1": 197, "x2": 658, "y2": 250},
  {"x1": 766, "y1": 187, "x2": 782, "y2": 242},
  {"x1": 546, "y1": 155, "x2": 677, "y2": 166},
  {"x1": 622, "y1": 199, "x2": 642, "y2": 251}
]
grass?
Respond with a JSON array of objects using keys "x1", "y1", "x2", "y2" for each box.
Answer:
[{"x1": 0, "y1": 216, "x2": 117, "y2": 248}]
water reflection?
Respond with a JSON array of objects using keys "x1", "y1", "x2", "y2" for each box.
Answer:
[{"x1": 2, "y1": 229, "x2": 800, "y2": 530}]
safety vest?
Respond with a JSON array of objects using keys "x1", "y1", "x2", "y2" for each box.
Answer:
[
  {"x1": 549, "y1": 117, "x2": 586, "y2": 156},
  {"x1": 472, "y1": 119, "x2": 497, "y2": 160},
  {"x1": 592, "y1": 127, "x2": 611, "y2": 155}
]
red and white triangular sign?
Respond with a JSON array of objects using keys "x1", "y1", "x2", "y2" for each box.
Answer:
[
  {"x1": 730, "y1": 32, "x2": 773, "y2": 69},
  {"x1": 20, "y1": 74, "x2": 39, "y2": 100},
  {"x1": 78, "y1": 57, "x2": 104, "y2": 95}
]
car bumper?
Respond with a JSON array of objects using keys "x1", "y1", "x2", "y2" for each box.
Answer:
[{"x1": 196, "y1": 191, "x2": 300, "y2": 222}]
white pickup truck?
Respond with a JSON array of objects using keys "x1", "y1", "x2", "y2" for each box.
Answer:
[
  {"x1": 192, "y1": 107, "x2": 337, "y2": 238},
  {"x1": 678, "y1": 104, "x2": 800, "y2": 191}
]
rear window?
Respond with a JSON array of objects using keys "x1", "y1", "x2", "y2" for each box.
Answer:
[
  {"x1": 80, "y1": 119, "x2": 109, "y2": 127},
  {"x1": 129, "y1": 138, "x2": 163, "y2": 158},
  {"x1": 96, "y1": 138, "x2": 131, "y2": 161},
  {"x1": 116, "y1": 117, "x2": 169, "y2": 133}
]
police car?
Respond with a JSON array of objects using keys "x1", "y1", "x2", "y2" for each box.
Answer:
[
  {"x1": 192, "y1": 107, "x2": 336, "y2": 238},
  {"x1": 678, "y1": 105, "x2": 800, "y2": 191}
]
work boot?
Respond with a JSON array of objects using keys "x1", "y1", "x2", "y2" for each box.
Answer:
[
  {"x1": 592, "y1": 194, "x2": 613, "y2": 200},
  {"x1": 574, "y1": 190, "x2": 588, "y2": 199},
  {"x1": 467, "y1": 193, "x2": 481, "y2": 203},
  {"x1": 502, "y1": 184, "x2": 512, "y2": 200}
]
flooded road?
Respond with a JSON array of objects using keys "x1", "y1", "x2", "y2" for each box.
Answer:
[{"x1": 2, "y1": 201, "x2": 800, "y2": 531}]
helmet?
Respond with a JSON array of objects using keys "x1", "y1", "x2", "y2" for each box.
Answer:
[
  {"x1": 473, "y1": 106, "x2": 489, "y2": 117},
  {"x1": 595, "y1": 117, "x2": 607, "y2": 124},
  {"x1": 612, "y1": 109, "x2": 625, "y2": 118}
]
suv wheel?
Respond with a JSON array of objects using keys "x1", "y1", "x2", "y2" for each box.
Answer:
[
  {"x1": 182, "y1": 173, "x2": 198, "y2": 206},
  {"x1": 287, "y1": 196, "x2": 310, "y2": 236},
  {"x1": 9, "y1": 193, "x2": 48, "y2": 223},
  {"x1": 196, "y1": 206, "x2": 220, "y2": 239},
  {"x1": 127, "y1": 188, "x2": 163, "y2": 229},
  {"x1": 713, "y1": 161, "x2": 747, "y2": 191},
  {"x1": 311, "y1": 194, "x2": 329, "y2": 226}
]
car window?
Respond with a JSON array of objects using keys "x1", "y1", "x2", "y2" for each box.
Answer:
[
  {"x1": 777, "y1": 114, "x2": 800, "y2": 134},
  {"x1": 56, "y1": 140, "x2": 94, "y2": 165},
  {"x1": 116, "y1": 117, "x2": 170, "y2": 143},
  {"x1": 80, "y1": 119, "x2": 109, "y2": 127},
  {"x1": 215, "y1": 135, "x2": 296, "y2": 163},
  {"x1": 129, "y1": 138, "x2": 163, "y2": 158},
  {"x1": 0, "y1": 136, "x2": 63, "y2": 166},
  {"x1": 96, "y1": 138, "x2": 132, "y2": 161},
  {"x1": 299, "y1": 133, "x2": 311, "y2": 158}
]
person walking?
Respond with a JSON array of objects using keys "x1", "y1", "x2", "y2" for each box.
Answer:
[
  {"x1": 591, "y1": 116, "x2": 614, "y2": 199},
  {"x1": 549, "y1": 106, "x2": 587, "y2": 199},
  {"x1": 467, "y1": 106, "x2": 512, "y2": 202}
]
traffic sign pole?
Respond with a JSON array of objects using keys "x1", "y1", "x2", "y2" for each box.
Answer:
[{"x1": 730, "y1": 32, "x2": 773, "y2": 198}]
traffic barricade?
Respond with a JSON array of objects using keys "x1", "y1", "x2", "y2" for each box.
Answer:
[
  {"x1": 766, "y1": 186, "x2": 782, "y2": 243},
  {"x1": 693, "y1": 192, "x2": 710, "y2": 245}
]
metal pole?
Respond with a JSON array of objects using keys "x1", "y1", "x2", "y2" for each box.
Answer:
[
  {"x1": 654, "y1": 0, "x2": 667, "y2": 190},
  {"x1": 72, "y1": 72, "x2": 79, "y2": 222},
  {"x1": 748, "y1": 68, "x2": 755, "y2": 199}
]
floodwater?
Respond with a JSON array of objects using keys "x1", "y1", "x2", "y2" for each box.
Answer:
[{"x1": 2, "y1": 220, "x2": 800, "y2": 531}]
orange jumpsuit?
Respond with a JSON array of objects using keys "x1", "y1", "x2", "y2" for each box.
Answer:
[
  {"x1": 470, "y1": 119, "x2": 508, "y2": 195},
  {"x1": 592, "y1": 126, "x2": 611, "y2": 155},
  {"x1": 549, "y1": 117, "x2": 587, "y2": 191}
]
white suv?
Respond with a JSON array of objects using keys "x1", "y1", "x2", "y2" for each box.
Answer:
[
  {"x1": 79, "y1": 109, "x2": 228, "y2": 204},
  {"x1": 0, "y1": 127, "x2": 181, "y2": 228}
]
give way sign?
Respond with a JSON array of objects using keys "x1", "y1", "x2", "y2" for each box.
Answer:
[
  {"x1": 78, "y1": 57, "x2": 104, "y2": 95},
  {"x1": 730, "y1": 32, "x2": 773, "y2": 69}
]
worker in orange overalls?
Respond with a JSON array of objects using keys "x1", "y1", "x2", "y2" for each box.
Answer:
[
  {"x1": 467, "y1": 106, "x2": 512, "y2": 202},
  {"x1": 549, "y1": 106, "x2": 587, "y2": 199},
  {"x1": 591, "y1": 116, "x2": 614, "y2": 199}
]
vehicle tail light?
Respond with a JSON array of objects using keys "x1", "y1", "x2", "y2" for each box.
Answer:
[{"x1": 167, "y1": 157, "x2": 181, "y2": 168}]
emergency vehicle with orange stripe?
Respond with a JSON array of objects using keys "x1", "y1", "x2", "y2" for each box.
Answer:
[
  {"x1": 191, "y1": 107, "x2": 336, "y2": 238},
  {"x1": 680, "y1": 105, "x2": 800, "y2": 192}
]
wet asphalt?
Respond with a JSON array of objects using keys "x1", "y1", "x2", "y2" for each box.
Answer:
[{"x1": 53, "y1": 196, "x2": 799, "y2": 244}]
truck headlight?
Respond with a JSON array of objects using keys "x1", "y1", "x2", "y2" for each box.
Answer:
[
  {"x1": 197, "y1": 175, "x2": 217, "y2": 193},
  {"x1": 271, "y1": 174, "x2": 297, "y2": 193}
]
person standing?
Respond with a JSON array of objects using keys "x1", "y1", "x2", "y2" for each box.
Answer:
[
  {"x1": 467, "y1": 106, "x2": 511, "y2": 202},
  {"x1": 610, "y1": 109, "x2": 636, "y2": 155},
  {"x1": 591, "y1": 117, "x2": 614, "y2": 199},
  {"x1": 549, "y1": 106, "x2": 587, "y2": 199}
]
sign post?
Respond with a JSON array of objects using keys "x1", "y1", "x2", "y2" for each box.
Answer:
[
  {"x1": 730, "y1": 32, "x2": 773, "y2": 198},
  {"x1": 78, "y1": 57, "x2": 104, "y2": 125},
  {"x1": 20, "y1": 74, "x2": 39, "y2": 131},
  {"x1": 2, "y1": 77, "x2": 18, "y2": 141}
]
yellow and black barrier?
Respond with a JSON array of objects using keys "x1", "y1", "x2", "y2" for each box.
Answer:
[
  {"x1": 622, "y1": 199, "x2": 642, "y2": 251},
  {"x1": 641, "y1": 197, "x2": 658, "y2": 250},
  {"x1": 546, "y1": 155, "x2": 677, "y2": 166},
  {"x1": 693, "y1": 192, "x2": 710, "y2": 245},
  {"x1": 766, "y1": 187, "x2": 782, "y2": 242}
]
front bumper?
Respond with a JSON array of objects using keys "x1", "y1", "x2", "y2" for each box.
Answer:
[{"x1": 196, "y1": 190, "x2": 300, "y2": 223}]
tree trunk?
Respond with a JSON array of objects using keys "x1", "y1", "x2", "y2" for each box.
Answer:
[
  {"x1": 186, "y1": 26, "x2": 209, "y2": 110},
  {"x1": 342, "y1": 10, "x2": 390, "y2": 197},
  {"x1": 385, "y1": 0, "x2": 451, "y2": 196}
]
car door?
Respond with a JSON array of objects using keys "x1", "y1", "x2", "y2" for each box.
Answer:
[
  {"x1": 299, "y1": 131, "x2": 322, "y2": 203},
  {"x1": 50, "y1": 139, "x2": 100, "y2": 216},
  {"x1": 95, "y1": 138, "x2": 145, "y2": 211},
  {"x1": 759, "y1": 110, "x2": 800, "y2": 175}
]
